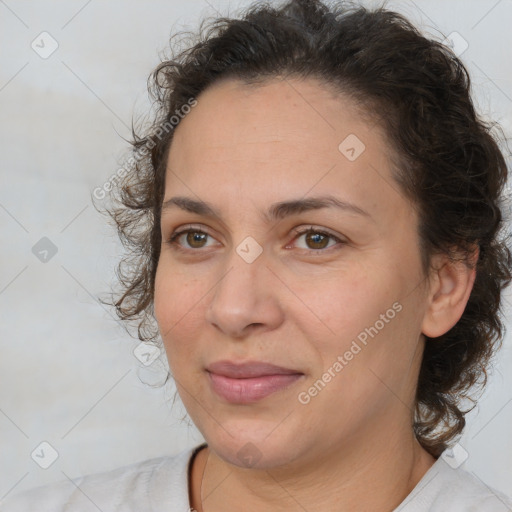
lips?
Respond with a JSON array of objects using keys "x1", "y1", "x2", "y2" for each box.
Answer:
[
  {"x1": 206, "y1": 360, "x2": 302, "y2": 378},
  {"x1": 206, "y1": 360, "x2": 304, "y2": 404}
]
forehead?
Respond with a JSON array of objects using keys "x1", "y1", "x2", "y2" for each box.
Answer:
[
  {"x1": 164, "y1": 77, "x2": 408, "y2": 222},
  {"x1": 170, "y1": 77, "x2": 372, "y2": 161}
]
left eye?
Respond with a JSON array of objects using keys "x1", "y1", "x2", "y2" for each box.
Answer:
[{"x1": 290, "y1": 228, "x2": 343, "y2": 251}]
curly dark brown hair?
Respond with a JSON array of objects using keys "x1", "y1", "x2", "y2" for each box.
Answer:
[{"x1": 96, "y1": 0, "x2": 512, "y2": 458}]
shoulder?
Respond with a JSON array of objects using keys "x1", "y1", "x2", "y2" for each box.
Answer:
[
  {"x1": 396, "y1": 451, "x2": 512, "y2": 512},
  {"x1": 0, "y1": 444, "x2": 204, "y2": 512}
]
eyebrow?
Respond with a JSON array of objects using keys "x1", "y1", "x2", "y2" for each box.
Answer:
[{"x1": 161, "y1": 195, "x2": 371, "y2": 222}]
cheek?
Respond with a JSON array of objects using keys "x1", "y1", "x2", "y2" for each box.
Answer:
[
  {"x1": 153, "y1": 266, "x2": 205, "y2": 356},
  {"x1": 299, "y1": 261, "x2": 418, "y2": 373},
  {"x1": 293, "y1": 268, "x2": 392, "y2": 346},
  {"x1": 153, "y1": 267, "x2": 175, "y2": 332}
]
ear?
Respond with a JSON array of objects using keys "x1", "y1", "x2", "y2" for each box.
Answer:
[{"x1": 421, "y1": 247, "x2": 479, "y2": 338}]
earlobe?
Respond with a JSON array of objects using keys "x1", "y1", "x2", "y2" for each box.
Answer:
[{"x1": 421, "y1": 248, "x2": 478, "y2": 339}]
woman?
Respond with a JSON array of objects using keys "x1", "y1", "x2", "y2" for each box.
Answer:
[{"x1": 2, "y1": 0, "x2": 511, "y2": 510}]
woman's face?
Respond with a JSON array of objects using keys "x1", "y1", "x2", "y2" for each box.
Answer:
[{"x1": 154, "y1": 77, "x2": 431, "y2": 469}]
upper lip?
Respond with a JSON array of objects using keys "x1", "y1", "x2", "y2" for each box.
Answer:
[{"x1": 206, "y1": 360, "x2": 303, "y2": 378}]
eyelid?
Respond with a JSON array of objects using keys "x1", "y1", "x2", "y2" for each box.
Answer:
[
  {"x1": 166, "y1": 224, "x2": 348, "y2": 252},
  {"x1": 167, "y1": 224, "x2": 219, "y2": 246},
  {"x1": 289, "y1": 225, "x2": 344, "y2": 241},
  {"x1": 287, "y1": 225, "x2": 347, "y2": 251}
]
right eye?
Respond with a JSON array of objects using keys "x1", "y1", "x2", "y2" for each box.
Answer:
[{"x1": 166, "y1": 226, "x2": 219, "y2": 251}]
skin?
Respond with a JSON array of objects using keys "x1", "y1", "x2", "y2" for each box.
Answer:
[{"x1": 153, "y1": 77, "x2": 476, "y2": 511}]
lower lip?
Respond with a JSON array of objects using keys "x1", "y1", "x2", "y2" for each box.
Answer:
[{"x1": 207, "y1": 372, "x2": 303, "y2": 404}]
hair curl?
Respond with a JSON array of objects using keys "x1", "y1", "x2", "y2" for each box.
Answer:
[{"x1": 97, "y1": 0, "x2": 512, "y2": 458}]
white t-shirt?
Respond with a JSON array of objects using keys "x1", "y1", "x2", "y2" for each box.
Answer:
[{"x1": 1, "y1": 443, "x2": 511, "y2": 511}]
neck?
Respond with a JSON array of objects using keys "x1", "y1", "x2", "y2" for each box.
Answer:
[{"x1": 190, "y1": 423, "x2": 436, "y2": 512}]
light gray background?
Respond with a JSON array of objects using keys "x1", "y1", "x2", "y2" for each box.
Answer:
[{"x1": 1, "y1": 0, "x2": 511, "y2": 502}]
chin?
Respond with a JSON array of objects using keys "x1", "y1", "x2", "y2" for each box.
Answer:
[{"x1": 202, "y1": 425, "x2": 305, "y2": 470}]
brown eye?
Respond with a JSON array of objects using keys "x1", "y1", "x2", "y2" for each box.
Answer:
[
  {"x1": 168, "y1": 228, "x2": 216, "y2": 250},
  {"x1": 304, "y1": 231, "x2": 331, "y2": 250},
  {"x1": 185, "y1": 231, "x2": 208, "y2": 248},
  {"x1": 291, "y1": 228, "x2": 344, "y2": 251}
]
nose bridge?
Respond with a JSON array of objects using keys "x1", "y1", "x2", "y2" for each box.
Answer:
[
  {"x1": 205, "y1": 240, "x2": 282, "y2": 336},
  {"x1": 210, "y1": 242, "x2": 265, "y2": 314}
]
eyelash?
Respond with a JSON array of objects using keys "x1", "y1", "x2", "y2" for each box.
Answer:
[{"x1": 166, "y1": 225, "x2": 346, "y2": 254}]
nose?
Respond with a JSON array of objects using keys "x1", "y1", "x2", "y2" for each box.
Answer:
[{"x1": 205, "y1": 248, "x2": 284, "y2": 339}]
